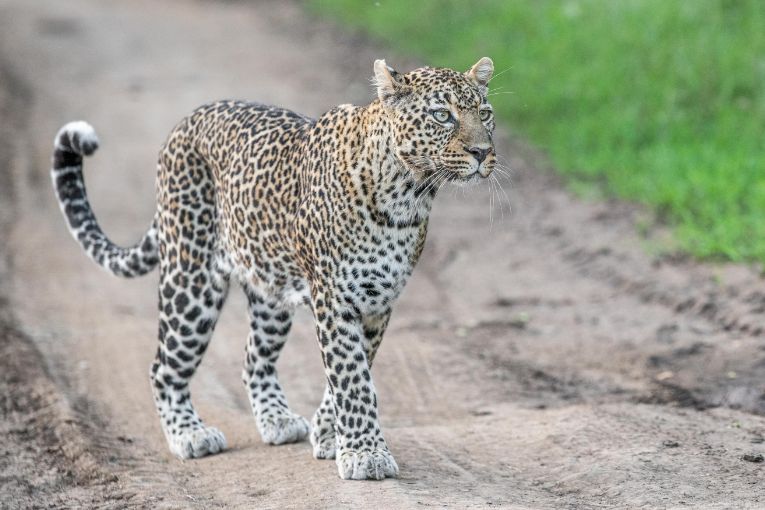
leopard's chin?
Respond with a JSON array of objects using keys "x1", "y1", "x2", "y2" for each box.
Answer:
[{"x1": 446, "y1": 170, "x2": 484, "y2": 185}]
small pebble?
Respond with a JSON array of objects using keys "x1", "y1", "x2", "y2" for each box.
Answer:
[
  {"x1": 510, "y1": 312, "x2": 530, "y2": 328},
  {"x1": 742, "y1": 453, "x2": 764, "y2": 463},
  {"x1": 656, "y1": 371, "x2": 674, "y2": 381}
]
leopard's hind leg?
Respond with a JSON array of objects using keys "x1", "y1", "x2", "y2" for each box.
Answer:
[
  {"x1": 242, "y1": 286, "x2": 309, "y2": 444},
  {"x1": 149, "y1": 140, "x2": 230, "y2": 459}
]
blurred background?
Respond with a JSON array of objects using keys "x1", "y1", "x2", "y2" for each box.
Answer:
[
  {"x1": 0, "y1": 1, "x2": 764, "y2": 508},
  {"x1": 313, "y1": 0, "x2": 765, "y2": 265}
]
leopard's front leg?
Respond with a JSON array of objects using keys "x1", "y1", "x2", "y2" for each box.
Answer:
[
  {"x1": 311, "y1": 310, "x2": 391, "y2": 462},
  {"x1": 311, "y1": 290, "x2": 397, "y2": 480}
]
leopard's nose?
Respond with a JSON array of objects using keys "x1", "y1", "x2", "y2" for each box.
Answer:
[{"x1": 464, "y1": 146, "x2": 491, "y2": 164}]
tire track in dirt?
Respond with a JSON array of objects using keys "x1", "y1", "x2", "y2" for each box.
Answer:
[{"x1": 0, "y1": 54, "x2": 136, "y2": 509}]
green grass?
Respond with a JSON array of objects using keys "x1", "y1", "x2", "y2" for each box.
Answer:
[{"x1": 309, "y1": 0, "x2": 765, "y2": 265}]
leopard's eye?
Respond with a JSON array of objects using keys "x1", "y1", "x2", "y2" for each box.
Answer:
[
  {"x1": 479, "y1": 109, "x2": 492, "y2": 122},
  {"x1": 432, "y1": 109, "x2": 452, "y2": 123}
]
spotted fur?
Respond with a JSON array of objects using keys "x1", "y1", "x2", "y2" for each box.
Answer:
[{"x1": 50, "y1": 58, "x2": 497, "y2": 480}]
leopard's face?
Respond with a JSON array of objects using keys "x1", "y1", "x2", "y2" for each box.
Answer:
[{"x1": 374, "y1": 58, "x2": 497, "y2": 183}]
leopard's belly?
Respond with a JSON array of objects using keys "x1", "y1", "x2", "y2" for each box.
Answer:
[
  {"x1": 221, "y1": 243, "x2": 311, "y2": 308},
  {"x1": 219, "y1": 220, "x2": 418, "y2": 315}
]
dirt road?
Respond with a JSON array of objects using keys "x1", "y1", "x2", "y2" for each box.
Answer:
[{"x1": 1, "y1": 0, "x2": 764, "y2": 508}]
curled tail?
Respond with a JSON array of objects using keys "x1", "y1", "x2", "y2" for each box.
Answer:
[{"x1": 51, "y1": 121, "x2": 159, "y2": 278}]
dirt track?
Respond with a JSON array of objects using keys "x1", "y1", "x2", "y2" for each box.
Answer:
[{"x1": 1, "y1": 0, "x2": 765, "y2": 508}]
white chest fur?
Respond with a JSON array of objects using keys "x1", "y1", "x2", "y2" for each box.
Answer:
[{"x1": 336, "y1": 226, "x2": 420, "y2": 315}]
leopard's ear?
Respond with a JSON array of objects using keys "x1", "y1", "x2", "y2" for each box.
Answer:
[
  {"x1": 373, "y1": 59, "x2": 410, "y2": 104},
  {"x1": 467, "y1": 57, "x2": 494, "y2": 87}
]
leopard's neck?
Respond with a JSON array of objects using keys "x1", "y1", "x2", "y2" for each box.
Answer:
[{"x1": 349, "y1": 101, "x2": 436, "y2": 229}]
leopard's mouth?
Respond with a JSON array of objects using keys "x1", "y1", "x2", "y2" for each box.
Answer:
[
  {"x1": 446, "y1": 170, "x2": 485, "y2": 184},
  {"x1": 437, "y1": 157, "x2": 495, "y2": 183},
  {"x1": 410, "y1": 161, "x2": 487, "y2": 196}
]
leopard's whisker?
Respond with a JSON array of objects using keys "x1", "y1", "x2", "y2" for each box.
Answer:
[
  {"x1": 488, "y1": 172, "x2": 495, "y2": 229},
  {"x1": 492, "y1": 173, "x2": 512, "y2": 217},
  {"x1": 415, "y1": 168, "x2": 447, "y2": 210},
  {"x1": 487, "y1": 65, "x2": 513, "y2": 84}
]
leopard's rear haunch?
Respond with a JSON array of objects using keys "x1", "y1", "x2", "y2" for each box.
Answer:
[
  {"x1": 50, "y1": 57, "x2": 499, "y2": 481},
  {"x1": 51, "y1": 121, "x2": 159, "y2": 278}
]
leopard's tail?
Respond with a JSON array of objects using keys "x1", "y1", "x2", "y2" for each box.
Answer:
[{"x1": 51, "y1": 121, "x2": 159, "y2": 278}]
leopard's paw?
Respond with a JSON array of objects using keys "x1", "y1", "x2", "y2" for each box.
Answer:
[
  {"x1": 310, "y1": 424, "x2": 336, "y2": 459},
  {"x1": 336, "y1": 448, "x2": 399, "y2": 480},
  {"x1": 168, "y1": 426, "x2": 227, "y2": 459},
  {"x1": 257, "y1": 413, "x2": 310, "y2": 445}
]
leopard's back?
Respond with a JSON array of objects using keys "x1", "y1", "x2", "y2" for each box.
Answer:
[{"x1": 158, "y1": 100, "x2": 315, "y2": 302}]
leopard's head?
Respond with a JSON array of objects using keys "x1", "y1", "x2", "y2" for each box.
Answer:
[{"x1": 374, "y1": 57, "x2": 497, "y2": 184}]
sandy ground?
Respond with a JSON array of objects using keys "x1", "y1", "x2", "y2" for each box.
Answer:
[{"x1": 1, "y1": 0, "x2": 764, "y2": 508}]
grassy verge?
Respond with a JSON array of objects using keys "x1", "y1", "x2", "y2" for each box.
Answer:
[{"x1": 309, "y1": 0, "x2": 765, "y2": 265}]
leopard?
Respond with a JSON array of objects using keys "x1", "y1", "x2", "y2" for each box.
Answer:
[{"x1": 50, "y1": 57, "x2": 497, "y2": 480}]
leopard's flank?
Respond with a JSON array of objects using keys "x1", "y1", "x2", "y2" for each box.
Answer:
[{"x1": 50, "y1": 58, "x2": 497, "y2": 480}]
